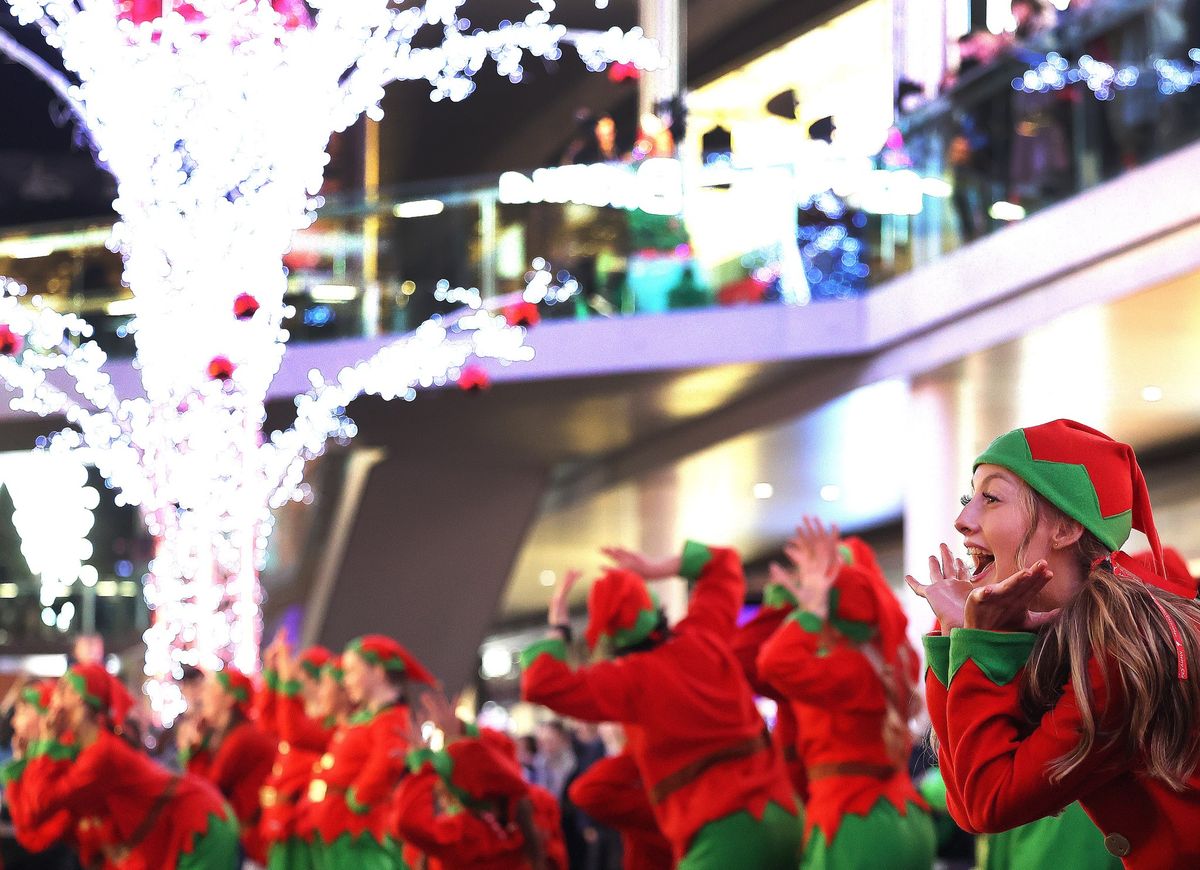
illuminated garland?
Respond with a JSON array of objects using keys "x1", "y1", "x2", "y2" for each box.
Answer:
[
  {"x1": 0, "y1": 0, "x2": 648, "y2": 722},
  {"x1": 1013, "y1": 49, "x2": 1200, "y2": 99}
]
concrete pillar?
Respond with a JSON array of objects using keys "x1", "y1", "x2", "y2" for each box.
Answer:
[{"x1": 638, "y1": 0, "x2": 685, "y2": 122}]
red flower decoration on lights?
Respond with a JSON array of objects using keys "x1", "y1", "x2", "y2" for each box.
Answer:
[
  {"x1": 120, "y1": 0, "x2": 312, "y2": 28},
  {"x1": 503, "y1": 301, "x2": 541, "y2": 328},
  {"x1": 207, "y1": 356, "x2": 236, "y2": 381},
  {"x1": 457, "y1": 365, "x2": 491, "y2": 393},
  {"x1": 233, "y1": 293, "x2": 260, "y2": 320},
  {"x1": 0, "y1": 326, "x2": 22, "y2": 356},
  {"x1": 608, "y1": 62, "x2": 641, "y2": 82}
]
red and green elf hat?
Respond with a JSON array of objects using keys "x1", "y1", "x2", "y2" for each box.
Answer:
[
  {"x1": 975, "y1": 419, "x2": 1196, "y2": 598},
  {"x1": 437, "y1": 738, "x2": 530, "y2": 804},
  {"x1": 214, "y1": 668, "x2": 255, "y2": 715},
  {"x1": 298, "y1": 646, "x2": 332, "y2": 681},
  {"x1": 585, "y1": 568, "x2": 659, "y2": 651},
  {"x1": 1132, "y1": 547, "x2": 1195, "y2": 589},
  {"x1": 345, "y1": 635, "x2": 436, "y2": 685},
  {"x1": 322, "y1": 655, "x2": 345, "y2": 681},
  {"x1": 63, "y1": 663, "x2": 132, "y2": 728},
  {"x1": 19, "y1": 680, "x2": 56, "y2": 713}
]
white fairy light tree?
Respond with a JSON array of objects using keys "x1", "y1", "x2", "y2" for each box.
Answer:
[{"x1": 0, "y1": 0, "x2": 650, "y2": 722}]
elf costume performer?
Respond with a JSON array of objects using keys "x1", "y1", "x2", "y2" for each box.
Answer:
[
  {"x1": 17, "y1": 663, "x2": 240, "y2": 869},
  {"x1": 259, "y1": 642, "x2": 334, "y2": 870},
  {"x1": 520, "y1": 547, "x2": 802, "y2": 868},
  {"x1": 566, "y1": 750, "x2": 673, "y2": 870},
  {"x1": 908, "y1": 419, "x2": 1200, "y2": 869},
  {"x1": 309, "y1": 635, "x2": 433, "y2": 870},
  {"x1": 394, "y1": 735, "x2": 556, "y2": 869},
  {"x1": 183, "y1": 668, "x2": 275, "y2": 864},
  {"x1": 757, "y1": 522, "x2": 934, "y2": 869}
]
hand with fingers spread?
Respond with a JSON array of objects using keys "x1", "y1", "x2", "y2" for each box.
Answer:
[
  {"x1": 782, "y1": 515, "x2": 843, "y2": 619},
  {"x1": 420, "y1": 685, "x2": 463, "y2": 744},
  {"x1": 548, "y1": 569, "x2": 584, "y2": 628},
  {"x1": 905, "y1": 543, "x2": 975, "y2": 631},
  {"x1": 965, "y1": 560, "x2": 1060, "y2": 631},
  {"x1": 600, "y1": 546, "x2": 681, "y2": 582}
]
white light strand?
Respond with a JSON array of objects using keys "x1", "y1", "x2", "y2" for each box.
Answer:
[
  {"x1": 1012, "y1": 49, "x2": 1200, "y2": 99},
  {"x1": 0, "y1": 0, "x2": 643, "y2": 724}
]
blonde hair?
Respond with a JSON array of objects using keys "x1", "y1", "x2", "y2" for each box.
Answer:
[{"x1": 1014, "y1": 487, "x2": 1200, "y2": 789}]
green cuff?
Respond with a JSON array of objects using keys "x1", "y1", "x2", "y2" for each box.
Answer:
[
  {"x1": 520, "y1": 637, "x2": 567, "y2": 670},
  {"x1": 680, "y1": 540, "x2": 713, "y2": 582},
  {"x1": 462, "y1": 721, "x2": 480, "y2": 738},
  {"x1": 762, "y1": 583, "x2": 798, "y2": 610},
  {"x1": 922, "y1": 634, "x2": 952, "y2": 687},
  {"x1": 406, "y1": 747, "x2": 437, "y2": 775},
  {"x1": 789, "y1": 610, "x2": 824, "y2": 634},
  {"x1": 28, "y1": 740, "x2": 78, "y2": 763},
  {"x1": 262, "y1": 668, "x2": 280, "y2": 691},
  {"x1": 280, "y1": 678, "x2": 303, "y2": 698},
  {"x1": 0, "y1": 758, "x2": 27, "y2": 786},
  {"x1": 345, "y1": 787, "x2": 370, "y2": 815},
  {"x1": 948, "y1": 628, "x2": 1037, "y2": 687}
]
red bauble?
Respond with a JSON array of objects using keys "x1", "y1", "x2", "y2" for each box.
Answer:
[
  {"x1": 457, "y1": 365, "x2": 491, "y2": 393},
  {"x1": 233, "y1": 293, "x2": 260, "y2": 320},
  {"x1": 207, "y1": 356, "x2": 236, "y2": 381},
  {"x1": 0, "y1": 326, "x2": 22, "y2": 356},
  {"x1": 503, "y1": 301, "x2": 541, "y2": 328}
]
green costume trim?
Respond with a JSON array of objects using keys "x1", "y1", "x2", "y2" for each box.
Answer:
[
  {"x1": 680, "y1": 540, "x2": 714, "y2": 582},
  {"x1": 462, "y1": 721, "x2": 481, "y2": 738},
  {"x1": 608, "y1": 605, "x2": 659, "y2": 650},
  {"x1": 917, "y1": 768, "x2": 948, "y2": 813},
  {"x1": 827, "y1": 588, "x2": 877, "y2": 643},
  {"x1": 793, "y1": 610, "x2": 824, "y2": 633},
  {"x1": 345, "y1": 787, "x2": 370, "y2": 815},
  {"x1": 922, "y1": 635, "x2": 952, "y2": 687},
  {"x1": 323, "y1": 661, "x2": 344, "y2": 680},
  {"x1": 300, "y1": 660, "x2": 323, "y2": 681},
  {"x1": 28, "y1": 739, "x2": 79, "y2": 763},
  {"x1": 18, "y1": 687, "x2": 48, "y2": 710},
  {"x1": 263, "y1": 668, "x2": 280, "y2": 692},
  {"x1": 979, "y1": 802, "x2": 1121, "y2": 870},
  {"x1": 346, "y1": 637, "x2": 409, "y2": 673},
  {"x1": 948, "y1": 629, "x2": 1037, "y2": 687},
  {"x1": 268, "y1": 837, "x2": 318, "y2": 870},
  {"x1": 976, "y1": 429, "x2": 1131, "y2": 551},
  {"x1": 762, "y1": 583, "x2": 798, "y2": 609},
  {"x1": 802, "y1": 799, "x2": 935, "y2": 870},
  {"x1": 280, "y1": 678, "x2": 303, "y2": 698},
  {"x1": 64, "y1": 671, "x2": 103, "y2": 712},
  {"x1": 0, "y1": 758, "x2": 26, "y2": 786},
  {"x1": 216, "y1": 670, "x2": 250, "y2": 703},
  {"x1": 313, "y1": 831, "x2": 409, "y2": 870},
  {"x1": 679, "y1": 801, "x2": 802, "y2": 869},
  {"x1": 178, "y1": 809, "x2": 240, "y2": 870},
  {"x1": 520, "y1": 637, "x2": 568, "y2": 670}
]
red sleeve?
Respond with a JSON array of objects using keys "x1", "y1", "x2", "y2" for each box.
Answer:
[
  {"x1": 391, "y1": 768, "x2": 467, "y2": 853},
  {"x1": 347, "y1": 709, "x2": 410, "y2": 812},
  {"x1": 277, "y1": 693, "x2": 333, "y2": 751},
  {"x1": 757, "y1": 615, "x2": 884, "y2": 711},
  {"x1": 3, "y1": 758, "x2": 75, "y2": 853},
  {"x1": 208, "y1": 724, "x2": 275, "y2": 824},
  {"x1": 255, "y1": 670, "x2": 280, "y2": 734},
  {"x1": 19, "y1": 741, "x2": 108, "y2": 827},
  {"x1": 566, "y1": 753, "x2": 660, "y2": 835},
  {"x1": 678, "y1": 542, "x2": 744, "y2": 638},
  {"x1": 937, "y1": 628, "x2": 1124, "y2": 833},
  {"x1": 520, "y1": 638, "x2": 639, "y2": 723}
]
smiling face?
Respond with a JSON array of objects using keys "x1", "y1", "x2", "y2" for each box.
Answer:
[{"x1": 956, "y1": 464, "x2": 1059, "y2": 586}]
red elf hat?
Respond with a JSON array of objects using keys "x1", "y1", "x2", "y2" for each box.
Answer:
[
  {"x1": 585, "y1": 569, "x2": 659, "y2": 651},
  {"x1": 64, "y1": 664, "x2": 133, "y2": 728},
  {"x1": 298, "y1": 646, "x2": 332, "y2": 681},
  {"x1": 345, "y1": 635, "x2": 436, "y2": 685},
  {"x1": 975, "y1": 419, "x2": 1196, "y2": 598},
  {"x1": 19, "y1": 679, "x2": 57, "y2": 713},
  {"x1": 215, "y1": 668, "x2": 255, "y2": 715},
  {"x1": 437, "y1": 739, "x2": 530, "y2": 804}
]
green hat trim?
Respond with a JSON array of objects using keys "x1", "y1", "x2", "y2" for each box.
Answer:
[
  {"x1": 762, "y1": 583, "x2": 798, "y2": 609},
  {"x1": 347, "y1": 638, "x2": 408, "y2": 673},
  {"x1": 19, "y1": 687, "x2": 47, "y2": 711},
  {"x1": 827, "y1": 588, "x2": 877, "y2": 644},
  {"x1": 300, "y1": 659, "x2": 323, "y2": 680},
  {"x1": 64, "y1": 671, "x2": 103, "y2": 712},
  {"x1": 216, "y1": 670, "x2": 250, "y2": 703},
  {"x1": 975, "y1": 429, "x2": 1131, "y2": 551},
  {"x1": 603, "y1": 605, "x2": 659, "y2": 651}
]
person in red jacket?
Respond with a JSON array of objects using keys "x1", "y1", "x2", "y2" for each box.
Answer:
[
  {"x1": 259, "y1": 637, "x2": 333, "y2": 870},
  {"x1": 394, "y1": 730, "x2": 552, "y2": 869},
  {"x1": 17, "y1": 663, "x2": 239, "y2": 869},
  {"x1": 309, "y1": 635, "x2": 434, "y2": 870},
  {"x1": 181, "y1": 667, "x2": 275, "y2": 865},
  {"x1": 521, "y1": 546, "x2": 802, "y2": 868},
  {"x1": 758, "y1": 519, "x2": 934, "y2": 868},
  {"x1": 907, "y1": 419, "x2": 1200, "y2": 869},
  {"x1": 566, "y1": 734, "x2": 673, "y2": 870}
]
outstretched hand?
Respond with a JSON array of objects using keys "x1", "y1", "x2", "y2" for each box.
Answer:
[
  {"x1": 781, "y1": 516, "x2": 842, "y2": 618},
  {"x1": 548, "y1": 569, "x2": 584, "y2": 627},
  {"x1": 905, "y1": 544, "x2": 974, "y2": 631},
  {"x1": 600, "y1": 546, "x2": 681, "y2": 581},
  {"x1": 965, "y1": 560, "x2": 1059, "y2": 631}
]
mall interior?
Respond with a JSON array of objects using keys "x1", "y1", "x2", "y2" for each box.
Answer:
[{"x1": 1, "y1": 0, "x2": 1199, "y2": 768}]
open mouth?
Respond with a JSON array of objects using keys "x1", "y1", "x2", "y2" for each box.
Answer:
[{"x1": 966, "y1": 547, "x2": 994, "y2": 579}]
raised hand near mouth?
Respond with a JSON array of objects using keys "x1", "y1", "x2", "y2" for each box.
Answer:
[
  {"x1": 905, "y1": 543, "x2": 974, "y2": 631},
  {"x1": 964, "y1": 560, "x2": 1060, "y2": 632}
]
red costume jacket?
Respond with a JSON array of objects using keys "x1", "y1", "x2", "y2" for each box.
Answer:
[
  {"x1": 758, "y1": 604, "x2": 926, "y2": 844},
  {"x1": 257, "y1": 674, "x2": 331, "y2": 847},
  {"x1": 566, "y1": 752, "x2": 673, "y2": 870},
  {"x1": 186, "y1": 719, "x2": 274, "y2": 863},
  {"x1": 18, "y1": 731, "x2": 230, "y2": 870},
  {"x1": 925, "y1": 628, "x2": 1200, "y2": 869},
  {"x1": 307, "y1": 703, "x2": 412, "y2": 844},
  {"x1": 521, "y1": 542, "x2": 798, "y2": 858},
  {"x1": 731, "y1": 596, "x2": 808, "y2": 800},
  {"x1": 3, "y1": 750, "x2": 111, "y2": 863}
]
